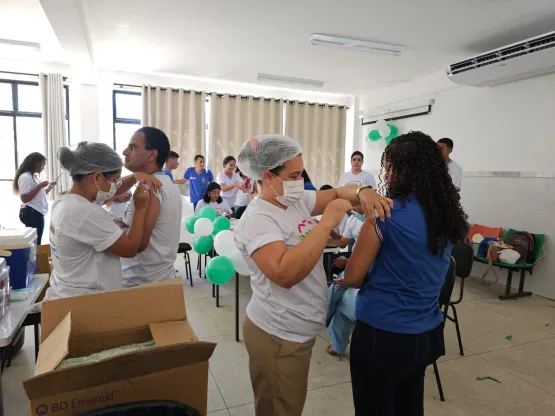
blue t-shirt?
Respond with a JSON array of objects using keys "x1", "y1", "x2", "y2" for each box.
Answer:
[
  {"x1": 355, "y1": 197, "x2": 450, "y2": 335},
  {"x1": 304, "y1": 182, "x2": 317, "y2": 191},
  {"x1": 162, "y1": 167, "x2": 173, "y2": 182},
  {"x1": 185, "y1": 167, "x2": 214, "y2": 204}
]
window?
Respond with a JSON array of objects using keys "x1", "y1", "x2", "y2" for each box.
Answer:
[
  {"x1": 0, "y1": 80, "x2": 69, "y2": 180},
  {"x1": 113, "y1": 90, "x2": 141, "y2": 155}
]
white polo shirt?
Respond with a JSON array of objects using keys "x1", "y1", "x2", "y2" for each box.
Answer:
[
  {"x1": 216, "y1": 171, "x2": 242, "y2": 207},
  {"x1": 18, "y1": 172, "x2": 48, "y2": 215},
  {"x1": 121, "y1": 173, "x2": 182, "y2": 287},
  {"x1": 448, "y1": 159, "x2": 463, "y2": 190},
  {"x1": 342, "y1": 216, "x2": 364, "y2": 249},
  {"x1": 45, "y1": 194, "x2": 124, "y2": 301},
  {"x1": 234, "y1": 191, "x2": 327, "y2": 343},
  {"x1": 338, "y1": 170, "x2": 377, "y2": 188}
]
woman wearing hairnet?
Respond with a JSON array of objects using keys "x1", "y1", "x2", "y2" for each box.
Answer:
[
  {"x1": 41, "y1": 142, "x2": 154, "y2": 304},
  {"x1": 234, "y1": 134, "x2": 392, "y2": 416}
]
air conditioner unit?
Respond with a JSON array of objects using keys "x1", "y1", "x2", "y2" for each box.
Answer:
[{"x1": 447, "y1": 31, "x2": 555, "y2": 87}]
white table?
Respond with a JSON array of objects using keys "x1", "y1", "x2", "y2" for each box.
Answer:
[{"x1": 0, "y1": 273, "x2": 48, "y2": 347}]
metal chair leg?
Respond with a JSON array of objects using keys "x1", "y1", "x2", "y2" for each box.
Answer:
[
  {"x1": 186, "y1": 252, "x2": 193, "y2": 284},
  {"x1": 451, "y1": 305, "x2": 464, "y2": 356},
  {"x1": 433, "y1": 361, "x2": 445, "y2": 402},
  {"x1": 34, "y1": 324, "x2": 40, "y2": 362}
]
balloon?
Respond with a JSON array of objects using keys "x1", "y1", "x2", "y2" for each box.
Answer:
[
  {"x1": 181, "y1": 215, "x2": 193, "y2": 230},
  {"x1": 378, "y1": 123, "x2": 391, "y2": 139},
  {"x1": 368, "y1": 130, "x2": 381, "y2": 141},
  {"x1": 230, "y1": 250, "x2": 251, "y2": 276},
  {"x1": 194, "y1": 217, "x2": 214, "y2": 237},
  {"x1": 213, "y1": 230, "x2": 237, "y2": 257},
  {"x1": 193, "y1": 235, "x2": 213, "y2": 254},
  {"x1": 213, "y1": 216, "x2": 231, "y2": 235},
  {"x1": 205, "y1": 256, "x2": 235, "y2": 285},
  {"x1": 198, "y1": 206, "x2": 217, "y2": 221},
  {"x1": 186, "y1": 216, "x2": 199, "y2": 234},
  {"x1": 385, "y1": 124, "x2": 398, "y2": 144},
  {"x1": 375, "y1": 119, "x2": 387, "y2": 132}
]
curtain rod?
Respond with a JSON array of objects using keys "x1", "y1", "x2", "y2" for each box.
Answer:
[
  {"x1": 0, "y1": 70, "x2": 68, "y2": 81},
  {"x1": 114, "y1": 83, "x2": 349, "y2": 109}
]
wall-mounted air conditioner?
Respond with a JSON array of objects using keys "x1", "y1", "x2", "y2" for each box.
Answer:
[
  {"x1": 360, "y1": 99, "x2": 434, "y2": 125},
  {"x1": 447, "y1": 31, "x2": 555, "y2": 87}
]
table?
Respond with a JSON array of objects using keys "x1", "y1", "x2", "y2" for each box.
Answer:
[{"x1": 0, "y1": 273, "x2": 48, "y2": 416}]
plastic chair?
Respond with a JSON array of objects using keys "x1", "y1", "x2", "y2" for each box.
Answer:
[
  {"x1": 475, "y1": 229, "x2": 546, "y2": 300},
  {"x1": 178, "y1": 243, "x2": 193, "y2": 286},
  {"x1": 78, "y1": 400, "x2": 201, "y2": 416},
  {"x1": 467, "y1": 224, "x2": 503, "y2": 241},
  {"x1": 433, "y1": 256, "x2": 456, "y2": 402},
  {"x1": 446, "y1": 243, "x2": 474, "y2": 356}
]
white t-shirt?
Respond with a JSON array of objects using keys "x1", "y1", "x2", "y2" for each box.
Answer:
[
  {"x1": 342, "y1": 216, "x2": 364, "y2": 249},
  {"x1": 448, "y1": 159, "x2": 463, "y2": 190},
  {"x1": 194, "y1": 199, "x2": 232, "y2": 216},
  {"x1": 338, "y1": 170, "x2": 377, "y2": 188},
  {"x1": 18, "y1": 172, "x2": 48, "y2": 215},
  {"x1": 121, "y1": 173, "x2": 182, "y2": 287},
  {"x1": 104, "y1": 201, "x2": 128, "y2": 217},
  {"x1": 216, "y1": 172, "x2": 243, "y2": 207},
  {"x1": 334, "y1": 214, "x2": 350, "y2": 237},
  {"x1": 234, "y1": 179, "x2": 254, "y2": 207},
  {"x1": 234, "y1": 191, "x2": 327, "y2": 343},
  {"x1": 44, "y1": 194, "x2": 124, "y2": 301}
]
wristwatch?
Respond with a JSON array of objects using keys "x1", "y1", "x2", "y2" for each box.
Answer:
[{"x1": 356, "y1": 185, "x2": 373, "y2": 199}]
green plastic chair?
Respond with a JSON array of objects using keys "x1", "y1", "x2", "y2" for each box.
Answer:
[{"x1": 475, "y1": 229, "x2": 545, "y2": 300}]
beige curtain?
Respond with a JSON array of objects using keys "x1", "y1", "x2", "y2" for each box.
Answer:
[
  {"x1": 141, "y1": 85, "x2": 206, "y2": 179},
  {"x1": 208, "y1": 95, "x2": 283, "y2": 172},
  {"x1": 285, "y1": 102, "x2": 347, "y2": 188},
  {"x1": 40, "y1": 73, "x2": 68, "y2": 200}
]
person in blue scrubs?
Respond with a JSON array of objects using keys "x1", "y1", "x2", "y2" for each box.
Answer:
[
  {"x1": 343, "y1": 131, "x2": 468, "y2": 416},
  {"x1": 302, "y1": 169, "x2": 317, "y2": 191},
  {"x1": 162, "y1": 151, "x2": 186, "y2": 184},
  {"x1": 183, "y1": 154, "x2": 214, "y2": 210}
]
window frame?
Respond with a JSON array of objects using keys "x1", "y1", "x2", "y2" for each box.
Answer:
[
  {"x1": 112, "y1": 90, "x2": 141, "y2": 151},
  {"x1": 0, "y1": 79, "x2": 70, "y2": 180}
]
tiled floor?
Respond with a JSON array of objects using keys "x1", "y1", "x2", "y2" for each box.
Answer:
[{"x1": 4, "y1": 256, "x2": 555, "y2": 415}]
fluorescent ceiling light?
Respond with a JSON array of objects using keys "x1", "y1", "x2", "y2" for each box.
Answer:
[
  {"x1": 310, "y1": 34, "x2": 403, "y2": 56},
  {"x1": 257, "y1": 73, "x2": 324, "y2": 88},
  {"x1": 0, "y1": 38, "x2": 41, "y2": 52}
]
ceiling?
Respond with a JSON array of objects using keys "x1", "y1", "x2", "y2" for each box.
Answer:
[{"x1": 1, "y1": 0, "x2": 555, "y2": 94}]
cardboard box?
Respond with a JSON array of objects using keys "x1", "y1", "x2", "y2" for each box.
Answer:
[
  {"x1": 36, "y1": 245, "x2": 51, "y2": 275},
  {"x1": 23, "y1": 278, "x2": 216, "y2": 416}
]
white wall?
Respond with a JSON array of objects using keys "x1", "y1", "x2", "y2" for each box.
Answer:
[{"x1": 357, "y1": 71, "x2": 555, "y2": 299}]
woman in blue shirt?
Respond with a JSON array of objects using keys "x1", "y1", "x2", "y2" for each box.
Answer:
[
  {"x1": 343, "y1": 131, "x2": 468, "y2": 416},
  {"x1": 302, "y1": 169, "x2": 317, "y2": 191}
]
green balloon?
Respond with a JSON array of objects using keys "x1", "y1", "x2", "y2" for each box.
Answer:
[
  {"x1": 368, "y1": 129, "x2": 382, "y2": 141},
  {"x1": 206, "y1": 256, "x2": 235, "y2": 285},
  {"x1": 186, "y1": 216, "x2": 199, "y2": 234},
  {"x1": 212, "y1": 216, "x2": 231, "y2": 235},
  {"x1": 385, "y1": 124, "x2": 399, "y2": 145},
  {"x1": 193, "y1": 235, "x2": 213, "y2": 255},
  {"x1": 198, "y1": 206, "x2": 217, "y2": 221}
]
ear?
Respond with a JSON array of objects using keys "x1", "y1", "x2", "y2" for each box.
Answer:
[
  {"x1": 262, "y1": 171, "x2": 273, "y2": 181},
  {"x1": 149, "y1": 149, "x2": 159, "y2": 164}
]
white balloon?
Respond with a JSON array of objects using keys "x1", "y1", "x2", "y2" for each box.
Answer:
[
  {"x1": 181, "y1": 215, "x2": 193, "y2": 230},
  {"x1": 375, "y1": 119, "x2": 387, "y2": 132},
  {"x1": 194, "y1": 217, "x2": 214, "y2": 237},
  {"x1": 231, "y1": 250, "x2": 251, "y2": 276},
  {"x1": 213, "y1": 230, "x2": 237, "y2": 257},
  {"x1": 378, "y1": 124, "x2": 391, "y2": 138}
]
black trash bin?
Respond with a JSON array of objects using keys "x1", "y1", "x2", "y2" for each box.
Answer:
[{"x1": 78, "y1": 400, "x2": 201, "y2": 416}]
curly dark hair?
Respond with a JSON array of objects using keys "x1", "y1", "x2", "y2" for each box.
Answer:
[
  {"x1": 13, "y1": 152, "x2": 46, "y2": 194},
  {"x1": 379, "y1": 131, "x2": 468, "y2": 255}
]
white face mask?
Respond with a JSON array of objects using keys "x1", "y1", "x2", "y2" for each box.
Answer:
[
  {"x1": 94, "y1": 178, "x2": 118, "y2": 205},
  {"x1": 270, "y1": 174, "x2": 304, "y2": 207}
]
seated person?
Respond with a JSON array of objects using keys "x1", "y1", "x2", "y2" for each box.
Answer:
[
  {"x1": 325, "y1": 214, "x2": 364, "y2": 356},
  {"x1": 195, "y1": 182, "x2": 232, "y2": 218}
]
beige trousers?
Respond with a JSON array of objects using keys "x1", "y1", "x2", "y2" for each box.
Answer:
[{"x1": 243, "y1": 316, "x2": 316, "y2": 416}]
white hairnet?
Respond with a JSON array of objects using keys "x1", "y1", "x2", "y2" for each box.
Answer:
[
  {"x1": 58, "y1": 142, "x2": 123, "y2": 175},
  {"x1": 237, "y1": 134, "x2": 302, "y2": 180}
]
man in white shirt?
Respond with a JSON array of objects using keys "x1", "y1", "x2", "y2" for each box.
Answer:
[
  {"x1": 338, "y1": 151, "x2": 377, "y2": 188},
  {"x1": 438, "y1": 138, "x2": 463, "y2": 190},
  {"x1": 120, "y1": 127, "x2": 182, "y2": 287}
]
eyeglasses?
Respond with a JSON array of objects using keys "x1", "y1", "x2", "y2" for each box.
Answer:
[{"x1": 102, "y1": 174, "x2": 123, "y2": 189}]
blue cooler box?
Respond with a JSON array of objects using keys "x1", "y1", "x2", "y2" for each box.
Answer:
[{"x1": 0, "y1": 227, "x2": 37, "y2": 290}]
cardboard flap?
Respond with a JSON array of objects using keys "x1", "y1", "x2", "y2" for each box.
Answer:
[
  {"x1": 150, "y1": 321, "x2": 197, "y2": 346},
  {"x1": 34, "y1": 312, "x2": 71, "y2": 376},
  {"x1": 24, "y1": 341, "x2": 217, "y2": 400},
  {"x1": 40, "y1": 278, "x2": 186, "y2": 343}
]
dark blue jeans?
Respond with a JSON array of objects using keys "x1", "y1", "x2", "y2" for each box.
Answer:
[
  {"x1": 350, "y1": 320, "x2": 445, "y2": 416},
  {"x1": 19, "y1": 206, "x2": 45, "y2": 245}
]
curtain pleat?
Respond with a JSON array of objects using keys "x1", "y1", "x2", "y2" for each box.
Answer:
[
  {"x1": 141, "y1": 85, "x2": 206, "y2": 180},
  {"x1": 40, "y1": 73, "x2": 68, "y2": 200},
  {"x1": 208, "y1": 95, "x2": 283, "y2": 172},
  {"x1": 285, "y1": 102, "x2": 346, "y2": 189}
]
